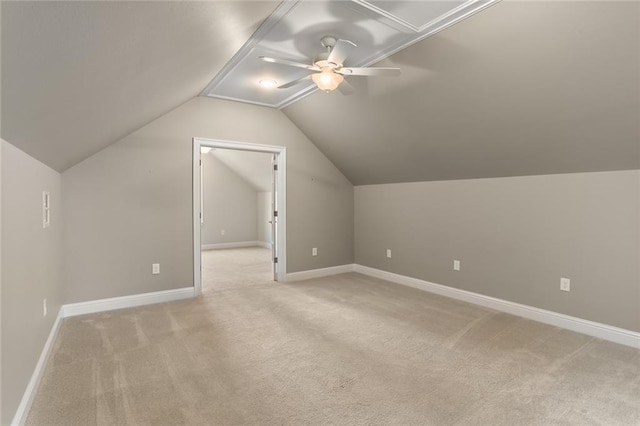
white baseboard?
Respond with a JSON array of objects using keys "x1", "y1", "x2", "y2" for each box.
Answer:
[
  {"x1": 11, "y1": 309, "x2": 64, "y2": 426},
  {"x1": 13, "y1": 266, "x2": 638, "y2": 426},
  {"x1": 62, "y1": 287, "x2": 195, "y2": 317},
  {"x1": 257, "y1": 241, "x2": 272, "y2": 249},
  {"x1": 12, "y1": 287, "x2": 196, "y2": 424},
  {"x1": 201, "y1": 241, "x2": 261, "y2": 250},
  {"x1": 354, "y1": 264, "x2": 640, "y2": 348},
  {"x1": 287, "y1": 264, "x2": 355, "y2": 282}
]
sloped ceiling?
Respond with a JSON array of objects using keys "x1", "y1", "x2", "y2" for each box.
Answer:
[
  {"x1": 1, "y1": 1, "x2": 279, "y2": 172},
  {"x1": 2, "y1": 1, "x2": 638, "y2": 184},
  {"x1": 208, "y1": 149, "x2": 273, "y2": 192},
  {"x1": 284, "y1": 1, "x2": 640, "y2": 184}
]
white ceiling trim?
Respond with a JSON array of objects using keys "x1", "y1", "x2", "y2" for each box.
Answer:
[
  {"x1": 354, "y1": 0, "x2": 481, "y2": 33},
  {"x1": 200, "y1": 46, "x2": 318, "y2": 109},
  {"x1": 349, "y1": 0, "x2": 502, "y2": 70},
  {"x1": 199, "y1": 0, "x2": 299, "y2": 101},
  {"x1": 201, "y1": 0, "x2": 501, "y2": 109}
]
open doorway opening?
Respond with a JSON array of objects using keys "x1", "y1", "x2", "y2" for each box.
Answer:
[{"x1": 193, "y1": 138, "x2": 286, "y2": 295}]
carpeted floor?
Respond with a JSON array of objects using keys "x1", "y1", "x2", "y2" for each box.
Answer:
[
  {"x1": 26, "y1": 248, "x2": 640, "y2": 425},
  {"x1": 201, "y1": 246, "x2": 273, "y2": 294}
]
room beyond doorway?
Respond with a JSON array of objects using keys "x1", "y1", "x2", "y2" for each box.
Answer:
[{"x1": 192, "y1": 137, "x2": 287, "y2": 295}]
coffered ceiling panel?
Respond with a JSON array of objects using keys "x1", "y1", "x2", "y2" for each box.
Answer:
[
  {"x1": 202, "y1": 0, "x2": 499, "y2": 108},
  {"x1": 357, "y1": 1, "x2": 469, "y2": 31}
]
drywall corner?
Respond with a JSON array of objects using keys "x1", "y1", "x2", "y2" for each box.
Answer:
[
  {"x1": 1, "y1": 141, "x2": 63, "y2": 425},
  {"x1": 201, "y1": 153, "x2": 259, "y2": 245}
]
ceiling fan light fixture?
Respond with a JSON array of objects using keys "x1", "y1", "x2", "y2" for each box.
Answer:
[
  {"x1": 312, "y1": 68, "x2": 343, "y2": 92},
  {"x1": 259, "y1": 79, "x2": 278, "y2": 88}
]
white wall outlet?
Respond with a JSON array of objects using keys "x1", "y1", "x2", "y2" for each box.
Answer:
[
  {"x1": 220, "y1": 229, "x2": 225, "y2": 235},
  {"x1": 152, "y1": 263, "x2": 160, "y2": 275},
  {"x1": 453, "y1": 260, "x2": 461, "y2": 271},
  {"x1": 43, "y1": 298, "x2": 47, "y2": 317},
  {"x1": 560, "y1": 277, "x2": 571, "y2": 292},
  {"x1": 312, "y1": 247, "x2": 317, "y2": 256},
  {"x1": 386, "y1": 249, "x2": 392, "y2": 258}
]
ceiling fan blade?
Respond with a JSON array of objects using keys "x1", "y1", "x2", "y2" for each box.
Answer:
[
  {"x1": 327, "y1": 39, "x2": 356, "y2": 66},
  {"x1": 338, "y1": 67, "x2": 401, "y2": 77},
  {"x1": 259, "y1": 56, "x2": 320, "y2": 71},
  {"x1": 337, "y1": 80, "x2": 355, "y2": 96},
  {"x1": 277, "y1": 74, "x2": 313, "y2": 89}
]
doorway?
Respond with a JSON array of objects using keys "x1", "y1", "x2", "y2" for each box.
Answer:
[{"x1": 192, "y1": 137, "x2": 286, "y2": 295}]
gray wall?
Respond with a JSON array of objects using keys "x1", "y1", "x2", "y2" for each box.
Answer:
[
  {"x1": 0, "y1": 4, "x2": 3, "y2": 420},
  {"x1": 0, "y1": 141, "x2": 2, "y2": 423},
  {"x1": 257, "y1": 191, "x2": 272, "y2": 246},
  {"x1": 355, "y1": 170, "x2": 640, "y2": 332},
  {"x1": 201, "y1": 154, "x2": 257, "y2": 245},
  {"x1": 1, "y1": 141, "x2": 63, "y2": 425},
  {"x1": 63, "y1": 97, "x2": 354, "y2": 303}
]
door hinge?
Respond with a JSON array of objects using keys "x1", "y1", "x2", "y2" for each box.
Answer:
[
  {"x1": 199, "y1": 159, "x2": 202, "y2": 166},
  {"x1": 273, "y1": 164, "x2": 278, "y2": 171},
  {"x1": 274, "y1": 257, "x2": 278, "y2": 263},
  {"x1": 274, "y1": 211, "x2": 278, "y2": 217}
]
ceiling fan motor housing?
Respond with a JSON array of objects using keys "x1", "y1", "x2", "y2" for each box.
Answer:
[
  {"x1": 320, "y1": 35, "x2": 337, "y2": 49},
  {"x1": 317, "y1": 36, "x2": 339, "y2": 67}
]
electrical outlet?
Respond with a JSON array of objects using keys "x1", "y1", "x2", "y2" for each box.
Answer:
[
  {"x1": 312, "y1": 247, "x2": 317, "y2": 256},
  {"x1": 43, "y1": 299, "x2": 47, "y2": 317},
  {"x1": 453, "y1": 260, "x2": 461, "y2": 271},
  {"x1": 560, "y1": 277, "x2": 571, "y2": 292},
  {"x1": 152, "y1": 263, "x2": 160, "y2": 275},
  {"x1": 386, "y1": 249, "x2": 392, "y2": 258},
  {"x1": 220, "y1": 229, "x2": 225, "y2": 235}
]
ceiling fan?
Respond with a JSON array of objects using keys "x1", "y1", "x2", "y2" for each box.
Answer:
[{"x1": 259, "y1": 35, "x2": 400, "y2": 94}]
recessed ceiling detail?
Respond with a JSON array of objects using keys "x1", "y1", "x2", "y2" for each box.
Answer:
[
  {"x1": 201, "y1": 0, "x2": 499, "y2": 109},
  {"x1": 355, "y1": 0, "x2": 472, "y2": 32}
]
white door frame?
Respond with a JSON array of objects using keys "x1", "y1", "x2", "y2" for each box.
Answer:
[{"x1": 192, "y1": 137, "x2": 287, "y2": 295}]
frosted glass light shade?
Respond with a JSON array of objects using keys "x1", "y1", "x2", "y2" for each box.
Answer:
[{"x1": 312, "y1": 68, "x2": 344, "y2": 92}]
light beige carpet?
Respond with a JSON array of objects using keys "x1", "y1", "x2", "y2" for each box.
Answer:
[
  {"x1": 201, "y1": 246, "x2": 273, "y2": 294},
  {"x1": 26, "y1": 251, "x2": 639, "y2": 425}
]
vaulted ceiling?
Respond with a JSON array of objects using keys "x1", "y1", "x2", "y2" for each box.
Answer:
[
  {"x1": 283, "y1": 0, "x2": 640, "y2": 184},
  {"x1": 1, "y1": 1, "x2": 280, "y2": 171},
  {"x1": 2, "y1": 1, "x2": 638, "y2": 183}
]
